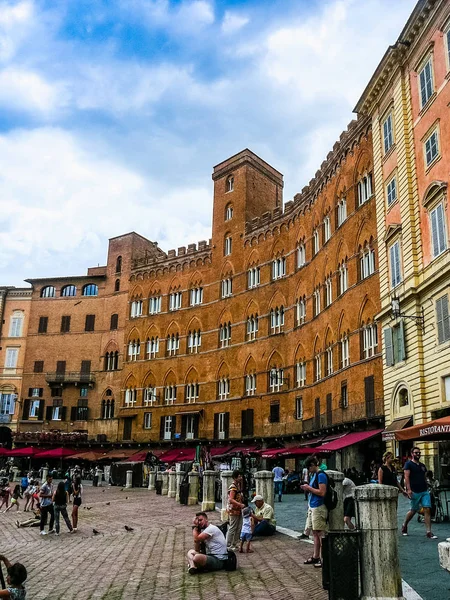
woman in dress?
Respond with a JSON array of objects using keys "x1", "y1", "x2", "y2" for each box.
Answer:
[{"x1": 71, "y1": 476, "x2": 83, "y2": 532}]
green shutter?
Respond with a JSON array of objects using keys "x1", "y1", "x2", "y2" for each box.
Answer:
[
  {"x1": 384, "y1": 328, "x2": 394, "y2": 366},
  {"x1": 442, "y1": 296, "x2": 450, "y2": 343},
  {"x1": 436, "y1": 297, "x2": 445, "y2": 344},
  {"x1": 397, "y1": 321, "x2": 406, "y2": 362}
]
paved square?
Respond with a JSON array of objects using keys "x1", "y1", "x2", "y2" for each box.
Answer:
[{"x1": 1, "y1": 485, "x2": 326, "y2": 600}]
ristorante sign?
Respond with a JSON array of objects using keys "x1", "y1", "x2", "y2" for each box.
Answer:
[{"x1": 419, "y1": 424, "x2": 450, "y2": 437}]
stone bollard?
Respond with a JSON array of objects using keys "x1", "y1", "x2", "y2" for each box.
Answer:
[
  {"x1": 220, "y1": 470, "x2": 233, "y2": 521},
  {"x1": 168, "y1": 470, "x2": 177, "y2": 498},
  {"x1": 12, "y1": 466, "x2": 19, "y2": 482},
  {"x1": 104, "y1": 465, "x2": 111, "y2": 485},
  {"x1": 161, "y1": 471, "x2": 169, "y2": 496},
  {"x1": 125, "y1": 470, "x2": 133, "y2": 489},
  {"x1": 188, "y1": 471, "x2": 199, "y2": 505},
  {"x1": 325, "y1": 469, "x2": 344, "y2": 531},
  {"x1": 201, "y1": 470, "x2": 216, "y2": 511},
  {"x1": 41, "y1": 467, "x2": 48, "y2": 483},
  {"x1": 355, "y1": 484, "x2": 404, "y2": 600},
  {"x1": 175, "y1": 468, "x2": 185, "y2": 503},
  {"x1": 95, "y1": 467, "x2": 103, "y2": 488},
  {"x1": 148, "y1": 469, "x2": 156, "y2": 490},
  {"x1": 254, "y1": 471, "x2": 275, "y2": 514},
  {"x1": 438, "y1": 540, "x2": 450, "y2": 573}
]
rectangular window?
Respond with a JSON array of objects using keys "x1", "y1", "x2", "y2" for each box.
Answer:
[
  {"x1": 430, "y1": 203, "x2": 447, "y2": 258},
  {"x1": 5, "y1": 348, "x2": 18, "y2": 369},
  {"x1": 34, "y1": 360, "x2": 44, "y2": 373},
  {"x1": 148, "y1": 296, "x2": 162, "y2": 315},
  {"x1": 164, "y1": 386, "x2": 177, "y2": 405},
  {"x1": 337, "y1": 199, "x2": 347, "y2": 227},
  {"x1": 297, "y1": 244, "x2": 306, "y2": 268},
  {"x1": 187, "y1": 330, "x2": 201, "y2": 353},
  {"x1": 163, "y1": 416, "x2": 173, "y2": 440},
  {"x1": 144, "y1": 412, "x2": 152, "y2": 429},
  {"x1": 445, "y1": 375, "x2": 450, "y2": 402},
  {"x1": 270, "y1": 307, "x2": 284, "y2": 334},
  {"x1": 339, "y1": 263, "x2": 348, "y2": 295},
  {"x1": 144, "y1": 387, "x2": 157, "y2": 406},
  {"x1": 425, "y1": 130, "x2": 439, "y2": 167},
  {"x1": 169, "y1": 292, "x2": 182, "y2": 311},
  {"x1": 130, "y1": 300, "x2": 143, "y2": 318},
  {"x1": 38, "y1": 316, "x2": 48, "y2": 334},
  {"x1": 221, "y1": 278, "x2": 232, "y2": 298},
  {"x1": 80, "y1": 386, "x2": 89, "y2": 398},
  {"x1": 29, "y1": 400, "x2": 41, "y2": 418},
  {"x1": 315, "y1": 355, "x2": 321, "y2": 381},
  {"x1": 296, "y1": 299, "x2": 306, "y2": 326},
  {"x1": 323, "y1": 215, "x2": 331, "y2": 243},
  {"x1": 389, "y1": 241, "x2": 402, "y2": 288},
  {"x1": 313, "y1": 290, "x2": 321, "y2": 316},
  {"x1": 110, "y1": 313, "x2": 118, "y2": 330},
  {"x1": 60, "y1": 315, "x2": 71, "y2": 333},
  {"x1": 313, "y1": 229, "x2": 319, "y2": 255},
  {"x1": 218, "y1": 378, "x2": 230, "y2": 400},
  {"x1": 363, "y1": 324, "x2": 378, "y2": 358},
  {"x1": 246, "y1": 316, "x2": 258, "y2": 341},
  {"x1": 245, "y1": 374, "x2": 256, "y2": 396},
  {"x1": 386, "y1": 176, "x2": 397, "y2": 207},
  {"x1": 0, "y1": 393, "x2": 15, "y2": 416},
  {"x1": 296, "y1": 362, "x2": 306, "y2": 387},
  {"x1": 269, "y1": 368, "x2": 283, "y2": 393},
  {"x1": 326, "y1": 347, "x2": 333, "y2": 376},
  {"x1": 295, "y1": 397, "x2": 303, "y2": 420},
  {"x1": 272, "y1": 257, "x2": 286, "y2": 280},
  {"x1": 52, "y1": 399, "x2": 63, "y2": 421},
  {"x1": 357, "y1": 174, "x2": 373, "y2": 205},
  {"x1": 247, "y1": 267, "x2": 260, "y2": 289},
  {"x1": 269, "y1": 402, "x2": 280, "y2": 423},
  {"x1": 9, "y1": 316, "x2": 22, "y2": 337},
  {"x1": 190, "y1": 288, "x2": 203, "y2": 306},
  {"x1": 436, "y1": 295, "x2": 450, "y2": 344},
  {"x1": 85, "y1": 314, "x2": 95, "y2": 331},
  {"x1": 419, "y1": 58, "x2": 434, "y2": 108},
  {"x1": 383, "y1": 113, "x2": 394, "y2": 153},
  {"x1": 185, "y1": 383, "x2": 199, "y2": 403},
  {"x1": 341, "y1": 383, "x2": 348, "y2": 408},
  {"x1": 325, "y1": 277, "x2": 333, "y2": 307},
  {"x1": 218, "y1": 412, "x2": 227, "y2": 439},
  {"x1": 224, "y1": 236, "x2": 232, "y2": 256}
]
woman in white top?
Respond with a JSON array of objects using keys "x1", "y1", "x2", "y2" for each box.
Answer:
[{"x1": 342, "y1": 477, "x2": 356, "y2": 530}]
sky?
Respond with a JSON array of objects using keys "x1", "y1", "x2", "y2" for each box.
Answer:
[{"x1": 0, "y1": 0, "x2": 416, "y2": 286}]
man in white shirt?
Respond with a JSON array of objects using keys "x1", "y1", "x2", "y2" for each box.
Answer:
[
  {"x1": 187, "y1": 512, "x2": 228, "y2": 574},
  {"x1": 272, "y1": 464, "x2": 285, "y2": 502}
]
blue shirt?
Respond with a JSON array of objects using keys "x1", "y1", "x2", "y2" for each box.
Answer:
[
  {"x1": 309, "y1": 472, "x2": 327, "y2": 508},
  {"x1": 404, "y1": 460, "x2": 427, "y2": 493},
  {"x1": 272, "y1": 466, "x2": 284, "y2": 482}
]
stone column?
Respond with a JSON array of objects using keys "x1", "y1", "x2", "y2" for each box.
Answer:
[
  {"x1": 12, "y1": 466, "x2": 19, "y2": 482},
  {"x1": 41, "y1": 467, "x2": 48, "y2": 482},
  {"x1": 220, "y1": 470, "x2": 233, "y2": 521},
  {"x1": 148, "y1": 469, "x2": 156, "y2": 490},
  {"x1": 355, "y1": 484, "x2": 404, "y2": 600},
  {"x1": 95, "y1": 467, "x2": 103, "y2": 488},
  {"x1": 103, "y1": 465, "x2": 111, "y2": 485},
  {"x1": 254, "y1": 470, "x2": 274, "y2": 515},
  {"x1": 125, "y1": 470, "x2": 133, "y2": 489},
  {"x1": 175, "y1": 469, "x2": 185, "y2": 503},
  {"x1": 325, "y1": 469, "x2": 344, "y2": 531},
  {"x1": 438, "y1": 540, "x2": 450, "y2": 573},
  {"x1": 168, "y1": 470, "x2": 177, "y2": 498},
  {"x1": 201, "y1": 470, "x2": 216, "y2": 511},
  {"x1": 161, "y1": 471, "x2": 169, "y2": 496},
  {"x1": 188, "y1": 470, "x2": 199, "y2": 506}
]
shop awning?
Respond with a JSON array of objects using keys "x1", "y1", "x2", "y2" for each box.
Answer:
[
  {"x1": 7, "y1": 446, "x2": 44, "y2": 457},
  {"x1": 280, "y1": 446, "x2": 331, "y2": 457},
  {"x1": 0, "y1": 448, "x2": 9, "y2": 456},
  {"x1": 320, "y1": 429, "x2": 383, "y2": 451},
  {"x1": 395, "y1": 416, "x2": 450, "y2": 442},
  {"x1": 99, "y1": 449, "x2": 138, "y2": 461},
  {"x1": 159, "y1": 448, "x2": 196, "y2": 463},
  {"x1": 382, "y1": 417, "x2": 412, "y2": 441},
  {"x1": 122, "y1": 450, "x2": 150, "y2": 462},
  {"x1": 299, "y1": 436, "x2": 325, "y2": 447},
  {"x1": 209, "y1": 446, "x2": 236, "y2": 457},
  {"x1": 259, "y1": 447, "x2": 287, "y2": 459},
  {"x1": 69, "y1": 450, "x2": 106, "y2": 461},
  {"x1": 34, "y1": 447, "x2": 77, "y2": 459}
]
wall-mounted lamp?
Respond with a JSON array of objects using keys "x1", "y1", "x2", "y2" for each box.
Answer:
[{"x1": 391, "y1": 295, "x2": 425, "y2": 331}]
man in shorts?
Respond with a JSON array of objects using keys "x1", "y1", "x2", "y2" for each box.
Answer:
[
  {"x1": 300, "y1": 455, "x2": 328, "y2": 568},
  {"x1": 187, "y1": 512, "x2": 228, "y2": 574},
  {"x1": 402, "y1": 447, "x2": 437, "y2": 539}
]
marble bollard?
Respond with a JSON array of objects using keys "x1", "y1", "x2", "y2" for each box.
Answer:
[
  {"x1": 148, "y1": 470, "x2": 156, "y2": 490},
  {"x1": 41, "y1": 467, "x2": 48, "y2": 483},
  {"x1": 255, "y1": 470, "x2": 274, "y2": 515},
  {"x1": 188, "y1": 471, "x2": 199, "y2": 506},
  {"x1": 220, "y1": 470, "x2": 233, "y2": 521},
  {"x1": 438, "y1": 540, "x2": 450, "y2": 573},
  {"x1": 201, "y1": 470, "x2": 216, "y2": 511},
  {"x1": 161, "y1": 471, "x2": 169, "y2": 496},
  {"x1": 95, "y1": 467, "x2": 103, "y2": 487},
  {"x1": 125, "y1": 470, "x2": 133, "y2": 489},
  {"x1": 168, "y1": 470, "x2": 177, "y2": 498}
]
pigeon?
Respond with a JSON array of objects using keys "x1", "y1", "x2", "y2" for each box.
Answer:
[
  {"x1": 120, "y1": 488, "x2": 124, "y2": 492},
  {"x1": 86, "y1": 506, "x2": 92, "y2": 510},
  {"x1": 93, "y1": 529, "x2": 100, "y2": 535},
  {"x1": 106, "y1": 502, "x2": 110, "y2": 506},
  {"x1": 102, "y1": 489, "x2": 105, "y2": 493},
  {"x1": 125, "y1": 497, "x2": 128, "y2": 500},
  {"x1": 124, "y1": 525, "x2": 134, "y2": 532}
]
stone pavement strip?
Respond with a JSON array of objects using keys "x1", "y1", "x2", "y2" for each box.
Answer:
[{"x1": 0, "y1": 487, "x2": 327, "y2": 600}]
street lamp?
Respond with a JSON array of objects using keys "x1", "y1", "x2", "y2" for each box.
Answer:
[{"x1": 390, "y1": 295, "x2": 425, "y2": 331}]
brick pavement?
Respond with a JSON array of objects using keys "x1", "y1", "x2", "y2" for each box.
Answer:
[{"x1": 0, "y1": 486, "x2": 327, "y2": 600}]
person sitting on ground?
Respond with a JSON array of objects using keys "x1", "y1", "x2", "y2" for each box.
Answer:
[
  {"x1": 0, "y1": 554, "x2": 27, "y2": 599},
  {"x1": 252, "y1": 495, "x2": 276, "y2": 537},
  {"x1": 239, "y1": 506, "x2": 253, "y2": 554},
  {"x1": 15, "y1": 508, "x2": 41, "y2": 528},
  {"x1": 187, "y1": 512, "x2": 228, "y2": 575}
]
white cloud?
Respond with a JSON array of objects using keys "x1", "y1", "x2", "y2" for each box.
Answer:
[
  {"x1": 0, "y1": 67, "x2": 66, "y2": 115},
  {"x1": 123, "y1": 0, "x2": 214, "y2": 34},
  {"x1": 0, "y1": 0, "x2": 34, "y2": 61},
  {"x1": 221, "y1": 11, "x2": 249, "y2": 35}
]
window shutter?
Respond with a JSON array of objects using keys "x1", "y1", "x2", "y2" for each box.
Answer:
[
  {"x1": 181, "y1": 415, "x2": 187, "y2": 440},
  {"x1": 436, "y1": 297, "x2": 445, "y2": 343},
  {"x1": 61, "y1": 406, "x2": 67, "y2": 421},
  {"x1": 28, "y1": 388, "x2": 33, "y2": 397},
  {"x1": 23, "y1": 399, "x2": 30, "y2": 420},
  {"x1": 247, "y1": 409, "x2": 254, "y2": 437},
  {"x1": 214, "y1": 413, "x2": 219, "y2": 439},
  {"x1": 193, "y1": 415, "x2": 199, "y2": 439},
  {"x1": 224, "y1": 412, "x2": 230, "y2": 438},
  {"x1": 436, "y1": 204, "x2": 446, "y2": 254},
  {"x1": 46, "y1": 405, "x2": 52, "y2": 421},
  {"x1": 160, "y1": 416, "x2": 165, "y2": 439},
  {"x1": 398, "y1": 321, "x2": 406, "y2": 362},
  {"x1": 38, "y1": 400, "x2": 45, "y2": 421},
  {"x1": 71, "y1": 406, "x2": 77, "y2": 421},
  {"x1": 39, "y1": 388, "x2": 43, "y2": 397},
  {"x1": 384, "y1": 327, "x2": 394, "y2": 366},
  {"x1": 431, "y1": 208, "x2": 439, "y2": 257},
  {"x1": 241, "y1": 410, "x2": 247, "y2": 437},
  {"x1": 171, "y1": 416, "x2": 177, "y2": 439}
]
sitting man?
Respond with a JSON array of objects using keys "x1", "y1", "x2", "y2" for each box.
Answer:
[
  {"x1": 187, "y1": 512, "x2": 228, "y2": 575},
  {"x1": 252, "y1": 495, "x2": 276, "y2": 536}
]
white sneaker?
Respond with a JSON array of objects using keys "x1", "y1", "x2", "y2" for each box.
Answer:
[
  {"x1": 48, "y1": 529, "x2": 55, "y2": 534},
  {"x1": 55, "y1": 532, "x2": 59, "y2": 536},
  {"x1": 40, "y1": 531, "x2": 47, "y2": 536}
]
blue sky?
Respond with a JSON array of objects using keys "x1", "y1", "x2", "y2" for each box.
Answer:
[{"x1": 0, "y1": 0, "x2": 416, "y2": 285}]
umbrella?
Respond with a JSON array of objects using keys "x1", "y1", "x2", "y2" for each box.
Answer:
[
  {"x1": 34, "y1": 447, "x2": 77, "y2": 459},
  {"x1": 0, "y1": 448, "x2": 9, "y2": 456},
  {"x1": 68, "y1": 450, "x2": 106, "y2": 462},
  {"x1": 7, "y1": 447, "x2": 43, "y2": 457}
]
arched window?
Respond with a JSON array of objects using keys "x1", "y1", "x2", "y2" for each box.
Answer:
[
  {"x1": 270, "y1": 307, "x2": 285, "y2": 334},
  {"x1": 82, "y1": 284, "x2": 98, "y2": 296},
  {"x1": 226, "y1": 175, "x2": 234, "y2": 193},
  {"x1": 114, "y1": 279, "x2": 120, "y2": 292},
  {"x1": 246, "y1": 314, "x2": 258, "y2": 340},
  {"x1": 115, "y1": 256, "x2": 122, "y2": 273},
  {"x1": 128, "y1": 339, "x2": 140, "y2": 361},
  {"x1": 61, "y1": 285, "x2": 76, "y2": 297},
  {"x1": 225, "y1": 204, "x2": 233, "y2": 221},
  {"x1": 41, "y1": 286, "x2": 56, "y2": 298}
]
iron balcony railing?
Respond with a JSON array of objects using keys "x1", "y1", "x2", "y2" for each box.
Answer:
[
  {"x1": 302, "y1": 398, "x2": 384, "y2": 434},
  {"x1": 45, "y1": 372, "x2": 95, "y2": 385}
]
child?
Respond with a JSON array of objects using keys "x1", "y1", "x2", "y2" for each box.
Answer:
[
  {"x1": 0, "y1": 554, "x2": 27, "y2": 599},
  {"x1": 4, "y1": 485, "x2": 21, "y2": 513},
  {"x1": 239, "y1": 506, "x2": 253, "y2": 554}
]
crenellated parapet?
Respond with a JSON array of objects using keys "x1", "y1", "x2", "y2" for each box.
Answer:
[{"x1": 131, "y1": 239, "x2": 212, "y2": 279}]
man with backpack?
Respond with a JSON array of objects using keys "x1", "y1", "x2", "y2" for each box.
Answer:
[{"x1": 300, "y1": 455, "x2": 329, "y2": 568}]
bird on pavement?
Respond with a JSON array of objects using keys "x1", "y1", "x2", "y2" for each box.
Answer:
[
  {"x1": 102, "y1": 489, "x2": 105, "y2": 493},
  {"x1": 124, "y1": 525, "x2": 134, "y2": 532},
  {"x1": 86, "y1": 506, "x2": 92, "y2": 510},
  {"x1": 93, "y1": 529, "x2": 101, "y2": 535},
  {"x1": 106, "y1": 502, "x2": 110, "y2": 506}
]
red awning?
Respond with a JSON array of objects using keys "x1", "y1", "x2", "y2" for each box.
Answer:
[
  {"x1": 395, "y1": 416, "x2": 450, "y2": 441},
  {"x1": 280, "y1": 446, "x2": 331, "y2": 457},
  {"x1": 98, "y1": 449, "x2": 138, "y2": 461},
  {"x1": 34, "y1": 447, "x2": 77, "y2": 459},
  {"x1": 122, "y1": 450, "x2": 150, "y2": 463},
  {"x1": 69, "y1": 450, "x2": 106, "y2": 462},
  {"x1": 259, "y1": 448, "x2": 287, "y2": 459},
  {"x1": 320, "y1": 429, "x2": 383, "y2": 451},
  {"x1": 0, "y1": 448, "x2": 9, "y2": 456},
  {"x1": 7, "y1": 446, "x2": 46, "y2": 457},
  {"x1": 159, "y1": 448, "x2": 196, "y2": 463},
  {"x1": 210, "y1": 445, "x2": 237, "y2": 457}
]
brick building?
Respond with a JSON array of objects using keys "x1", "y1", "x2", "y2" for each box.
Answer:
[{"x1": 120, "y1": 118, "x2": 383, "y2": 469}]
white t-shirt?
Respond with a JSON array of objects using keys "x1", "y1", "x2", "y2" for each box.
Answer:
[
  {"x1": 302, "y1": 467, "x2": 309, "y2": 482},
  {"x1": 342, "y1": 477, "x2": 356, "y2": 499},
  {"x1": 203, "y1": 524, "x2": 227, "y2": 559},
  {"x1": 272, "y1": 466, "x2": 284, "y2": 482}
]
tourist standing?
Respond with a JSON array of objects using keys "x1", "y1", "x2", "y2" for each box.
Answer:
[
  {"x1": 4, "y1": 485, "x2": 21, "y2": 513},
  {"x1": 401, "y1": 447, "x2": 437, "y2": 539},
  {"x1": 71, "y1": 476, "x2": 83, "y2": 532},
  {"x1": 272, "y1": 464, "x2": 285, "y2": 502},
  {"x1": 39, "y1": 474, "x2": 55, "y2": 535},
  {"x1": 226, "y1": 470, "x2": 244, "y2": 550},
  {"x1": 342, "y1": 477, "x2": 356, "y2": 530},
  {"x1": 53, "y1": 481, "x2": 74, "y2": 535},
  {"x1": 301, "y1": 455, "x2": 328, "y2": 568},
  {"x1": 378, "y1": 452, "x2": 407, "y2": 497}
]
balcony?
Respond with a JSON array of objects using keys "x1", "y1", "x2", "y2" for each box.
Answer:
[
  {"x1": 45, "y1": 372, "x2": 95, "y2": 385},
  {"x1": 302, "y1": 398, "x2": 384, "y2": 434}
]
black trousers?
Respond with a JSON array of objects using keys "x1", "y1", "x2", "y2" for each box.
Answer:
[{"x1": 40, "y1": 504, "x2": 55, "y2": 531}]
